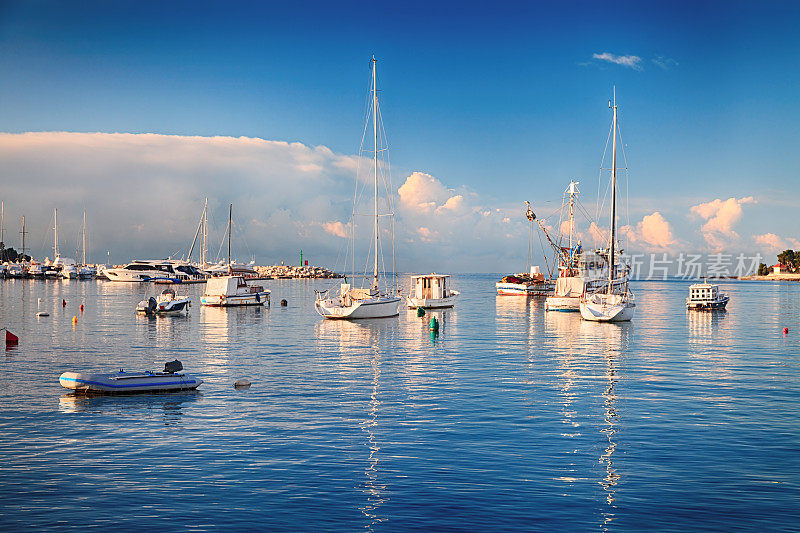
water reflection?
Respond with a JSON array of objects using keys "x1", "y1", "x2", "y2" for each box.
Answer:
[
  {"x1": 687, "y1": 308, "x2": 727, "y2": 340},
  {"x1": 58, "y1": 391, "x2": 200, "y2": 425},
  {"x1": 359, "y1": 349, "x2": 387, "y2": 531}
]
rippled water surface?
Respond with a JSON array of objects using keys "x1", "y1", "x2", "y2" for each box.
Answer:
[{"x1": 1, "y1": 276, "x2": 798, "y2": 531}]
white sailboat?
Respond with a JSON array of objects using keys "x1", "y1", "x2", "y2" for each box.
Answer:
[
  {"x1": 579, "y1": 91, "x2": 635, "y2": 322},
  {"x1": 78, "y1": 210, "x2": 94, "y2": 279},
  {"x1": 315, "y1": 56, "x2": 400, "y2": 320}
]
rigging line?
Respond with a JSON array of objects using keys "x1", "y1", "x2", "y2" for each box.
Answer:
[
  {"x1": 617, "y1": 123, "x2": 631, "y2": 231},
  {"x1": 597, "y1": 118, "x2": 613, "y2": 223},
  {"x1": 537, "y1": 229, "x2": 552, "y2": 278}
]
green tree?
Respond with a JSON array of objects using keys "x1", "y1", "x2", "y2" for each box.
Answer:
[{"x1": 757, "y1": 263, "x2": 769, "y2": 276}]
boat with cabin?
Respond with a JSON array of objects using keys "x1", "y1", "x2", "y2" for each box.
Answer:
[
  {"x1": 59, "y1": 360, "x2": 202, "y2": 394},
  {"x1": 406, "y1": 274, "x2": 459, "y2": 308},
  {"x1": 686, "y1": 281, "x2": 729, "y2": 310},
  {"x1": 200, "y1": 205, "x2": 270, "y2": 307},
  {"x1": 314, "y1": 56, "x2": 401, "y2": 320}
]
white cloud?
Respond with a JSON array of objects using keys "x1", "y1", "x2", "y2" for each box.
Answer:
[
  {"x1": 621, "y1": 211, "x2": 678, "y2": 251},
  {"x1": 652, "y1": 56, "x2": 679, "y2": 70},
  {"x1": 321, "y1": 221, "x2": 348, "y2": 239},
  {"x1": 592, "y1": 52, "x2": 643, "y2": 70},
  {"x1": 690, "y1": 196, "x2": 756, "y2": 251},
  {"x1": 754, "y1": 233, "x2": 800, "y2": 255}
]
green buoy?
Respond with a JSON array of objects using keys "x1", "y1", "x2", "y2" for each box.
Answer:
[{"x1": 417, "y1": 307, "x2": 426, "y2": 317}]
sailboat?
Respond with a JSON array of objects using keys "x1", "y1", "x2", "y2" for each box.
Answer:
[
  {"x1": 579, "y1": 91, "x2": 635, "y2": 322},
  {"x1": 77, "y1": 210, "x2": 94, "y2": 279},
  {"x1": 200, "y1": 204, "x2": 269, "y2": 307},
  {"x1": 314, "y1": 56, "x2": 401, "y2": 320}
]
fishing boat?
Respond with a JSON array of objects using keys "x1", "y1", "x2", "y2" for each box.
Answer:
[
  {"x1": 496, "y1": 202, "x2": 556, "y2": 296},
  {"x1": 200, "y1": 205, "x2": 270, "y2": 307},
  {"x1": 136, "y1": 288, "x2": 191, "y2": 316},
  {"x1": 686, "y1": 281, "x2": 729, "y2": 310},
  {"x1": 406, "y1": 274, "x2": 459, "y2": 309},
  {"x1": 580, "y1": 91, "x2": 635, "y2": 322},
  {"x1": 59, "y1": 360, "x2": 202, "y2": 394},
  {"x1": 315, "y1": 56, "x2": 401, "y2": 320}
]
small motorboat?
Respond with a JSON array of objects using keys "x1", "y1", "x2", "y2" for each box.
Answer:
[
  {"x1": 201, "y1": 275, "x2": 269, "y2": 307},
  {"x1": 136, "y1": 288, "x2": 191, "y2": 316},
  {"x1": 406, "y1": 274, "x2": 459, "y2": 309},
  {"x1": 59, "y1": 360, "x2": 202, "y2": 394}
]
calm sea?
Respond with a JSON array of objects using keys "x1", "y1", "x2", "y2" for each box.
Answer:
[{"x1": 0, "y1": 275, "x2": 798, "y2": 531}]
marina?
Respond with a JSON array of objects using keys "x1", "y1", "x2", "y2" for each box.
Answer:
[{"x1": 0, "y1": 275, "x2": 798, "y2": 530}]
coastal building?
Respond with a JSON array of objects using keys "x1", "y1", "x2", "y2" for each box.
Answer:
[{"x1": 771, "y1": 263, "x2": 788, "y2": 275}]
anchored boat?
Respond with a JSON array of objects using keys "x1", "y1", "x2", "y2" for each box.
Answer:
[
  {"x1": 59, "y1": 360, "x2": 202, "y2": 394},
  {"x1": 406, "y1": 274, "x2": 459, "y2": 309},
  {"x1": 687, "y1": 281, "x2": 729, "y2": 310},
  {"x1": 136, "y1": 288, "x2": 191, "y2": 315}
]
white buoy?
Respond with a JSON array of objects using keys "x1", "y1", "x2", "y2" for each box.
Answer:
[
  {"x1": 36, "y1": 298, "x2": 49, "y2": 318},
  {"x1": 234, "y1": 378, "x2": 251, "y2": 388}
]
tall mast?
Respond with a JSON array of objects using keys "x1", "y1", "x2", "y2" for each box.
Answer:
[
  {"x1": 20, "y1": 215, "x2": 27, "y2": 261},
  {"x1": 227, "y1": 203, "x2": 232, "y2": 272},
  {"x1": 202, "y1": 198, "x2": 208, "y2": 269},
  {"x1": 372, "y1": 56, "x2": 379, "y2": 290},
  {"x1": 54, "y1": 208, "x2": 59, "y2": 258},
  {"x1": 1, "y1": 201, "x2": 4, "y2": 262},
  {"x1": 608, "y1": 88, "x2": 617, "y2": 290},
  {"x1": 82, "y1": 209, "x2": 86, "y2": 265}
]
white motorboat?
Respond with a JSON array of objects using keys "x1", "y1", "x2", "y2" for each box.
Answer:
[
  {"x1": 687, "y1": 281, "x2": 729, "y2": 310},
  {"x1": 6, "y1": 263, "x2": 25, "y2": 278},
  {"x1": 580, "y1": 90, "x2": 635, "y2": 323},
  {"x1": 28, "y1": 262, "x2": 45, "y2": 278},
  {"x1": 406, "y1": 274, "x2": 459, "y2": 308},
  {"x1": 315, "y1": 57, "x2": 400, "y2": 320},
  {"x1": 77, "y1": 266, "x2": 94, "y2": 279},
  {"x1": 201, "y1": 274, "x2": 269, "y2": 306},
  {"x1": 104, "y1": 259, "x2": 204, "y2": 282},
  {"x1": 61, "y1": 263, "x2": 77, "y2": 279},
  {"x1": 59, "y1": 360, "x2": 202, "y2": 394},
  {"x1": 137, "y1": 288, "x2": 192, "y2": 315}
]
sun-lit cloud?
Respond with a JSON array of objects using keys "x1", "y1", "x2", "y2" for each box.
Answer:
[
  {"x1": 321, "y1": 221, "x2": 348, "y2": 238},
  {"x1": 592, "y1": 52, "x2": 643, "y2": 70},
  {"x1": 621, "y1": 211, "x2": 678, "y2": 252},
  {"x1": 754, "y1": 233, "x2": 800, "y2": 255},
  {"x1": 690, "y1": 196, "x2": 756, "y2": 251}
]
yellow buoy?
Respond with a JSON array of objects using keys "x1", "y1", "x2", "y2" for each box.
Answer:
[{"x1": 72, "y1": 316, "x2": 78, "y2": 324}]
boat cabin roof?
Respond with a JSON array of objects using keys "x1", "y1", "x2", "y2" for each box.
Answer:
[{"x1": 410, "y1": 273, "x2": 450, "y2": 280}]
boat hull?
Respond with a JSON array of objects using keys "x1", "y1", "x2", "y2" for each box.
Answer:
[
  {"x1": 687, "y1": 296, "x2": 729, "y2": 310},
  {"x1": 200, "y1": 292, "x2": 269, "y2": 307},
  {"x1": 496, "y1": 282, "x2": 554, "y2": 296},
  {"x1": 316, "y1": 296, "x2": 400, "y2": 319},
  {"x1": 59, "y1": 371, "x2": 202, "y2": 394},
  {"x1": 406, "y1": 292, "x2": 458, "y2": 309},
  {"x1": 545, "y1": 296, "x2": 581, "y2": 312},
  {"x1": 579, "y1": 301, "x2": 635, "y2": 322}
]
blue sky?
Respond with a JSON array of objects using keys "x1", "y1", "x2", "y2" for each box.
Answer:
[{"x1": 0, "y1": 1, "x2": 798, "y2": 270}]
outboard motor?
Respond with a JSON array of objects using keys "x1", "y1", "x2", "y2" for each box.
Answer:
[
  {"x1": 164, "y1": 360, "x2": 183, "y2": 373},
  {"x1": 147, "y1": 297, "x2": 157, "y2": 314}
]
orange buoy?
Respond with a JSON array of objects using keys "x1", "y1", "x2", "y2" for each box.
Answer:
[
  {"x1": 80, "y1": 304, "x2": 84, "y2": 312},
  {"x1": 72, "y1": 316, "x2": 78, "y2": 324}
]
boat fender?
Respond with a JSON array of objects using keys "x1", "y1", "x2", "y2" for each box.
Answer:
[
  {"x1": 234, "y1": 378, "x2": 251, "y2": 388},
  {"x1": 280, "y1": 299, "x2": 288, "y2": 307},
  {"x1": 255, "y1": 293, "x2": 260, "y2": 303}
]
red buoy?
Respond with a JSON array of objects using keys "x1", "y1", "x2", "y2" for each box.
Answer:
[
  {"x1": 62, "y1": 299, "x2": 67, "y2": 307},
  {"x1": 5, "y1": 329, "x2": 19, "y2": 346},
  {"x1": 784, "y1": 327, "x2": 789, "y2": 334},
  {"x1": 80, "y1": 304, "x2": 84, "y2": 312}
]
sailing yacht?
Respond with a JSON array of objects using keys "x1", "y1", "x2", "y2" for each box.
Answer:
[
  {"x1": 315, "y1": 56, "x2": 400, "y2": 319},
  {"x1": 580, "y1": 91, "x2": 635, "y2": 322}
]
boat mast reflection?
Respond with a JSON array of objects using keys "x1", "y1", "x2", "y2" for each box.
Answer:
[
  {"x1": 599, "y1": 350, "x2": 620, "y2": 529},
  {"x1": 359, "y1": 349, "x2": 387, "y2": 530}
]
